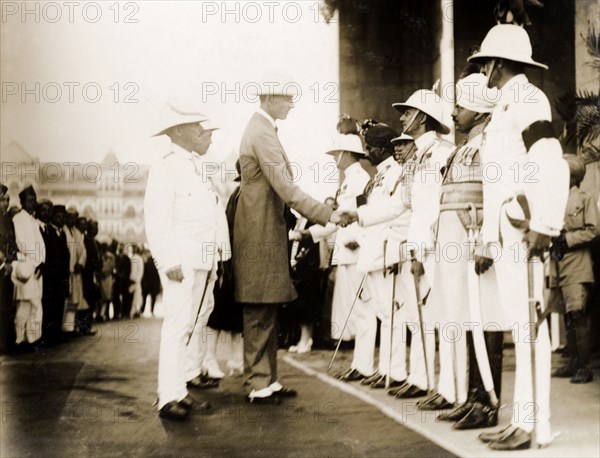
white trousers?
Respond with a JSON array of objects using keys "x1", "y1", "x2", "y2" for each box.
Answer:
[
  {"x1": 350, "y1": 269, "x2": 377, "y2": 376},
  {"x1": 157, "y1": 267, "x2": 215, "y2": 409},
  {"x1": 495, "y1": 213, "x2": 551, "y2": 443},
  {"x1": 436, "y1": 325, "x2": 468, "y2": 403},
  {"x1": 331, "y1": 264, "x2": 361, "y2": 341},
  {"x1": 402, "y1": 259, "x2": 437, "y2": 392},
  {"x1": 14, "y1": 299, "x2": 43, "y2": 344},
  {"x1": 367, "y1": 269, "x2": 409, "y2": 381}
]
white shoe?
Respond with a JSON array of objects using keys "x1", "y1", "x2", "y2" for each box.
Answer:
[
  {"x1": 296, "y1": 338, "x2": 313, "y2": 354},
  {"x1": 288, "y1": 345, "x2": 299, "y2": 353}
]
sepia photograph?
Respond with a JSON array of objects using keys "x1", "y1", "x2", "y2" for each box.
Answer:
[{"x1": 1, "y1": 0, "x2": 599, "y2": 456}]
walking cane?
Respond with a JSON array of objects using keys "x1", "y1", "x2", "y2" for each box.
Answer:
[
  {"x1": 186, "y1": 268, "x2": 214, "y2": 346},
  {"x1": 411, "y1": 250, "x2": 432, "y2": 394},
  {"x1": 327, "y1": 273, "x2": 368, "y2": 371},
  {"x1": 386, "y1": 263, "x2": 403, "y2": 389},
  {"x1": 527, "y1": 255, "x2": 541, "y2": 448},
  {"x1": 450, "y1": 326, "x2": 460, "y2": 405}
]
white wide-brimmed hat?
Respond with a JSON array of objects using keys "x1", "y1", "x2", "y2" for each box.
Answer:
[
  {"x1": 455, "y1": 74, "x2": 499, "y2": 113},
  {"x1": 392, "y1": 90, "x2": 451, "y2": 135},
  {"x1": 153, "y1": 101, "x2": 218, "y2": 137},
  {"x1": 252, "y1": 72, "x2": 300, "y2": 97},
  {"x1": 325, "y1": 133, "x2": 365, "y2": 156},
  {"x1": 468, "y1": 24, "x2": 548, "y2": 70}
]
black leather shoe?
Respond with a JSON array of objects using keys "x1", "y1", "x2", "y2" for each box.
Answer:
[
  {"x1": 387, "y1": 382, "x2": 410, "y2": 396},
  {"x1": 453, "y1": 401, "x2": 498, "y2": 430},
  {"x1": 178, "y1": 395, "x2": 212, "y2": 412},
  {"x1": 338, "y1": 368, "x2": 369, "y2": 382},
  {"x1": 552, "y1": 362, "x2": 577, "y2": 378},
  {"x1": 417, "y1": 393, "x2": 453, "y2": 411},
  {"x1": 371, "y1": 376, "x2": 405, "y2": 390},
  {"x1": 488, "y1": 427, "x2": 531, "y2": 451},
  {"x1": 187, "y1": 375, "x2": 220, "y2": 389},
  {"x1": 437, "y1": 402, "x2": 473, "y2": 422},
  {"x1": 272, "y1": 387, "x2": 297, "y2": 398},
  {"x1": 478, "y1": 425, "x2": 513, "y2": 443},
  {"x1": 360, "y1": 371, "x2": 381, "y2": 385},
  {"x1": 395, "y1": 384, "x2": 427, "y2": 399},
  {"x1": 571, "y1": 368, "x2": 594, "y2": 384},
  {"x1": 159, "y1": 401, "x2": 190, "y2": 421}
]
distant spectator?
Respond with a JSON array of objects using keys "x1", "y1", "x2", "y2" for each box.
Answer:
[
  {"x1": 80, "y1": 218, "x2": 100, "y2": 335},
  {"x1": 0, "y1": 184, "x2": 17, "y2": 354},
  {"x1": 141, "y1": 248, "x2": 161, "y2": 316},
  {"x1": 64, "y1": 207, "x2": 87, "y2": 334},
  {"x1": 98, "y1": 244, "x2": 115, "y2": 321},
  {"x1": 41, "y1": 205, "x2": 70, "y2": 345},
  {"x1": 12, "y1": 185, "x2": 45, "y2": 349},
  {"x1": 128, "y1": 243, "x2": 144, "y2": 318},
  {"x1": 115, "y1": 242, "x2": 132, "y2": 319}
]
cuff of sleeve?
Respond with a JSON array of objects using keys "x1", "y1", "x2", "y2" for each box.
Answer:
[{"x1": 529, "y1": 220, "x2": 561, "y2": 237}]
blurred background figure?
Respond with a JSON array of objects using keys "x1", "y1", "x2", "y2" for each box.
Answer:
[
  {"x1": 129, "y1": 243, "x2": 145, "y2": 318},
  {"x1": 79, "y1": 217, "x2": 100, "y2": 335},
  {"x1": 65, "y1": 207, "x2": 87, "y2": 334},
  {"x1": 0, "y1": 184, "x2": 17, "y2": 354},
  {"x1": 141, "y1": 247, "x2": 161, "y2": 317},
  {"x1": 12, "y1": 185, "x2": 45, "y2": 350},
  {"x1": 98, "y1": 243, "x2": 116, "y2": 321}
]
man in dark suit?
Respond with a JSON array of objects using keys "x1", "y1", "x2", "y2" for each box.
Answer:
[
  {"x1": 41, "y1": 205, "x2": 70, "y2": 345},
  {"x1": 233, "y1": 73, "x2": 344, "y2": 403}
]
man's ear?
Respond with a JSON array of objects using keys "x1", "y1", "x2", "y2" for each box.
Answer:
[
  {"x1": 417, "y1": 112, "x2": 427, "y2": 126},
  {"x1": 473, "y1": 112, "x2": 486, "y2": 123}
]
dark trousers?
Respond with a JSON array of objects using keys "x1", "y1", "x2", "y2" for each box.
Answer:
[
  {"x1": 242, "y1": 304, "x2": 279, "y2": 391},
  {"x1": 466, "y1": 330, "x2": 504, "y2": 403},
  {"x1": 112, "y1": 283, "x2": 122, "y2": 319}
]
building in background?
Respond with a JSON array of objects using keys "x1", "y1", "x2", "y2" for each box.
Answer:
[{"x1": 1, "y1": 141, "x2": 148, "y2": 245}]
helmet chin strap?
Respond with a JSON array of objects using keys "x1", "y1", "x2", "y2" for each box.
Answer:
[
  {"x1": 484, "y1": 58, "x2": 498, "y2": 87},
  {"x1": 401, "y1": 110, "x2": 420, "y2": 135}
]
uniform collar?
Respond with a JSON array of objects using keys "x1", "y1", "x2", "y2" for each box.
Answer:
[
  {"x1": 256, "y1": 108, "x2": 277, "y2": 129},
  {"x1": 170, "y1": 142, "x2": 192, "y2": 158},
  {"x1": 377, "y1": 156, "x2": 396, "y2": 172},
  {"x1": 467, "y1": 121, "x2": 487, "y2": 142},
  {"x1": 345, "y1": 162, "x2": 363, "y2": 175},
  {"x1": 498, "y1": 74, "x2": 528, "y2": 101},
  {"x1": 414, "y1": 130, "x2": 438, "y2": 152}
]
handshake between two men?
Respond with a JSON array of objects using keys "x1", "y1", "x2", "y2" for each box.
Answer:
[{"x1": 328, "y1": 210, "x2": 358, "y2": 228}]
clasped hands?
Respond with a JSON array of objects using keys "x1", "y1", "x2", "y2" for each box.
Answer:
[{"x1": 329, "y1": 210, "x2": 358, "y2": 227}]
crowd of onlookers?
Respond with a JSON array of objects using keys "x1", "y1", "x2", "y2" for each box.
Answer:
[{"x1": 0, "y1": 183, "x2": 162, "y2": 354}]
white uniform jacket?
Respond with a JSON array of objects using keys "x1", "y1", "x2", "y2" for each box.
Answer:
[
  {"x1": 480, "y1": 74, "x2": 569, "y2": 245},
  {"x1": 309, "y1": 162, "x2": 370, "y2": 266},
  {"x1": 355, "y1": 156, "x2": 403, "y2": 273},
  {"x1": 144, "y1": 144, "x2": 229, "y2": 273}
]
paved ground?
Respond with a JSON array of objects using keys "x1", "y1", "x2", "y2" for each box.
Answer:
[
  {"x1": 2, "y1": 309, "x2": 599, "y2": 458},
  {"x1": 1, "y1": 317, "x2": 454, "y2": 458},
  {"x1": 288, "y1": 339, "x2": 600, "y2": 458}
]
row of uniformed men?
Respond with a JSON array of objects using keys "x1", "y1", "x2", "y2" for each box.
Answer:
[{"x1": 309, "y1": 24, "x2": 571, "y2": 451}]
